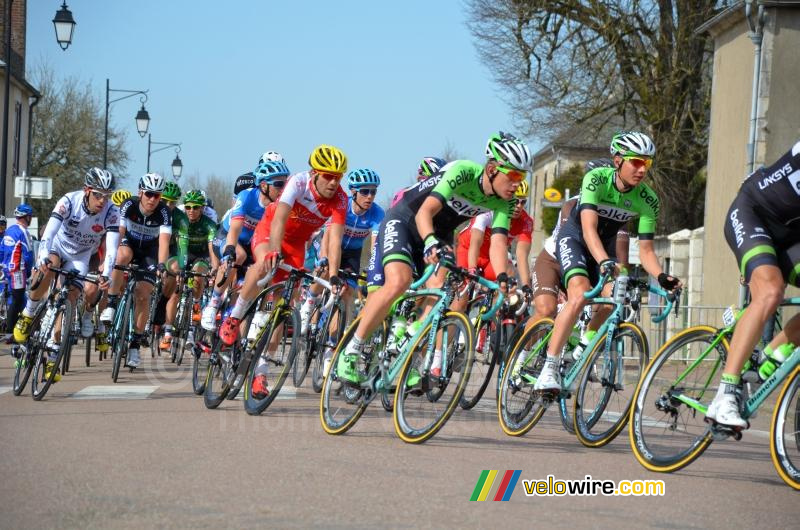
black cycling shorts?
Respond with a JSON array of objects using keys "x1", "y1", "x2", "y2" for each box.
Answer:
[
  {"x1": 555, "y1": 225, "x2": 617, "y2": 288},
  {"x1": 120, "y1": 237, "x2": 158, "y2": 285},
  {"x1": 724, "y1": 189, "x2": 800, "y2": 286},
  {"x1": 375, "y1": 209, "x2": 453, "y2": 281}
]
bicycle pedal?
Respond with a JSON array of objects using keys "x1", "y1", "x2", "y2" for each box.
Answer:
[{"x1": 706, "y1": 419, "x2": 747, "y2": 441}]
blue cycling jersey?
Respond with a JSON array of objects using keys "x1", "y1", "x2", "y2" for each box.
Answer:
[
  {"x1": 341, "y1": 198, "x2": 384, "y2": 251},
  {"x1": 222, "y1": 187, "x2": 267, "y2": 244}
]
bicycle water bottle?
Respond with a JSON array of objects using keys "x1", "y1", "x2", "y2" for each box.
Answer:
[
  {"x1": 386, "y1": 319, "x2": 407, "y2": 354},
  {"x1": 247, "y1": 311, "x2": 270, "y2": 341},
  {"x1": 396, "y1": 320, "x2": 422, "y2": 353},
  {"x1": 571, "y1": 329, "x2": 597, "y2": 362},
  {"x1": 613, "y1": 268, "x2": 629, "y2": 304},
  {"x1": 758, "y1": 343, "x2": 795, "y2": 380}
]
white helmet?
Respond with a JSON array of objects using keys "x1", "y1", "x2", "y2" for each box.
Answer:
[
  {"x1": 259, "y1": 151, "x2": 285, "y2": 164},
  {"x1": 84, "y1": 167, "x2": 115, "y2": 191},
  {"x1": 485, "y1": 132, "x2": 533, "y2": 170},
  {"x1": 610, "y1": 131, "x2": 656, "y2": 158},
  {"x1": 139, "y1": 172, "x2": 166, "y2": 192}
]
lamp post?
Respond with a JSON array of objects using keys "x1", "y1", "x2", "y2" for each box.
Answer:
[
  {"x1": 52, "y1": 1, "x2": 76, "y2": 50},
  {"x1": 104, "y1": 79, "x2": 149, "y2": 169},
  {"x1": 147, "y1": 135, "x2": 182, "y2": 179}
]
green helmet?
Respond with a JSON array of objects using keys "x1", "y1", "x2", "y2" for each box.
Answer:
[
  {"x1": 162, "y1": 181, "x2": 182, "y2": 201},
  {"x1": 184, "y1": 189, "x2": 206, "y2": 206}
]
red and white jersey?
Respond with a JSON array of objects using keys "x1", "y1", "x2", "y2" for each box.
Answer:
[
  {"x1": 457, "y1": 210, "x2": 533, "y2": 259},
  {"x1": 259, "y1": 171, "x2": 348, "y2": 245}
]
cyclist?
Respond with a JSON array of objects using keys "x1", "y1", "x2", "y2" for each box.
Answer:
[
  {"x1": 160, "y1": 190, "x2": 219, "y2": 350},
  {"x1": 301, "y1": 168, "x2": 385, "y2": 374},
  {"x1": 177, "y1": 189, "x2": 218, "y2": 223},
  {"x1": 100, "y1": 173, "x2": 172, "y2": 369},
  {"x1": 339, "y1": 132, "x2": 531, "y2": 382},
  {"x1": 706, "y1": 140, "x2": 800, "y2": 428},
  {"x1": 200, "y1": 160, "x2": 291, "y2": 331},
  {"x1": 534, "y1": 132, "x2": 681, "y2": 392},
  {"x1": 219, "y1": 145, "x2": 349, "y2": 398},
  {"x1": 13, "y1": 170, "x2": 119, "y2": 380},
  {"x1": 2, "y1": 205, "x2": 34, "y2": 340},
  {"x1": 390, "y1": 156, "x2": 446, "y2": 207},
  {"x1": 0, "y1": 214, "x2": 6, "y2": 240},
  {"x1": 233, "y1": 151, "x2": 286, "y2": 197}
]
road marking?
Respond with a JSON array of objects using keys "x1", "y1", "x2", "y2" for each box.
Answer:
[
  {"x1": 70, "y1": 385, "x2": 159, "y2": 400},
  {"x1": 0, "y1": 386, "x2": 11, "y2": 395},
  {"x1": 232, "y1": 387, "x2": 296, "y2": 400}
]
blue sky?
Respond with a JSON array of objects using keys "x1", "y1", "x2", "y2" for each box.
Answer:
[{"x1": 27, "y1": 0, "x2": 535, "y2": 203}]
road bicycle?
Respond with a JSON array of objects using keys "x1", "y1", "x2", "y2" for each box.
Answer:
[
  {"x1": 629, "y1": 296, "x2": 800, "y2": 490},
  {"x1": 107, "y1": 264, "x2": 153, "y2": 382}
]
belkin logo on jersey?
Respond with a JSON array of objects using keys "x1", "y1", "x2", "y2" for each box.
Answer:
[
  {"x1": 596, "y1": 206, "x2": 636, "y2": 223},
  {"x1": 729, "y1": 208, "x2": 745, "y2": 248}
]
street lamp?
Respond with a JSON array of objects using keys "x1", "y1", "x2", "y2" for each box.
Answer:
[
  {"x1": 52, "y1": 1, "x2": 76, "y2": 51},
  {"x1": 104, "y1": 79, "x2": 149, "y2": 169},
  {"x1": 147, "y1": 134, "x2": 182, "y2": 178}
]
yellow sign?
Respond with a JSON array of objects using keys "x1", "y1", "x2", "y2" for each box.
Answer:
[{"x1": 543, "y1": 188, "x2": 562, "y2": 202}]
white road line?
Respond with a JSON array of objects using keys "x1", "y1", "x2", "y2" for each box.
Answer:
[
  {"x1": 232, "y1": 387, "x2": 296, "y2": 400},
  {"x1": 70, "y1": 385, "x2": 159, "y2": 400},
  {"x1": 0, "y1": 386, "x2": 12, "y2": 395}
]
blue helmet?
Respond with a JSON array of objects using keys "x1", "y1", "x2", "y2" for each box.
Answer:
[
  {"x1": 418, "y1": 157, "x2": 446, "y2": 179},
  {"x1": 254, "y1": 160, "x2": 290, "y2": 185},
  {"x1": 346, "y1": 168, "x2": 381, "y2": 190},
  {"x1": 14, "y1": 204, "x2": 33, "y2": 217}
]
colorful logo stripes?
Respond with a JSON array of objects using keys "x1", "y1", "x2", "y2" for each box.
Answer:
[{"x1": 470, "y1": 470, "x2": 521, "y2": 501}]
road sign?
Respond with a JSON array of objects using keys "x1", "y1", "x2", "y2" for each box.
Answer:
[{"x1": 14, "y1": 176, "x2": 52, "y2": 200}]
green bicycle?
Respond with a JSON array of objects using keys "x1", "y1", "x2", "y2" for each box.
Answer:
[
  {"x1": 320, "y1": 262, "x2": 501, "y2": 444},
  {"x1": 629, "y1": 297, "x2": 800, "y2": 490}
]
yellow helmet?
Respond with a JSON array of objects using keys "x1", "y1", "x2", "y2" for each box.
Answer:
[
  {"x1": 111, "y1": 189, "x2": 132, "y2": 207},
  {"x1": 308, "y1": 144, "x2": 348, "y2": 174},
  {"x1": 514, "y1": 179, "x2": 530, "y2": 199}
]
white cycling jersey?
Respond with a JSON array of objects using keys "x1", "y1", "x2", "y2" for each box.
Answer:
[{"x1": 39, "y1": 190, "x2": 120, "y2": 274}]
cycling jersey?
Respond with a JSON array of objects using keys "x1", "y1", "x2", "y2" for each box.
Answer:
[
  {"x1": 221, "y1": 187, "x2": 269, "y2": 245},
  {"x1": 543, "y1": 197, "x2": 578, "y2": 257},
  {"x1": 119, "y1": 197, "x2": 172, "y2": 249},
  {"x1": 340, "y1": 197, "x2": 385, "y2": 250},
  {"x1": 724, "y1": 140, "x2": 800, "y2": 285},
  {"x1": 1, "y1": 223, "x2": 33, "y2": 289},
  {"x1": 39, "y1": 190, "x2": 120, "y2": 275},
  {"x1": 455, "y1": 210, "x2": 532, "y2": 281},
  {"x1": 379, "y1": 160, "x2": 514, "y2": 270},
  {"x1": 173, "y1": 210, "x2": 217, "y2": 268}
]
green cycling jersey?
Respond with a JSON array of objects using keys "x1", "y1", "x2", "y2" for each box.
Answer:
[{"x1": 172, "y1": 208, "x2": 217, "y2": 268}]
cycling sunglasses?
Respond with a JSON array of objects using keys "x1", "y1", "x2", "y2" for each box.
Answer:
[
  {"x1": 143, "y1": 191, "x2": 162, "y2": 199},
  {"x1": 269, "y1": 179, "x2": 287, "y2": 189},
  {"x1": 316, "y1": 171, "x2": 343, "y2": 182},
  {"x1": 495, "y1": 164, "x2": 527, "y2": 182},
  {"x1": 357, "y1": 188, "x2": 377, "y2": 197},
  {"x1": 184, "y1": 204, "x2": 203, "y2": 210},
  {"x1": 515, "y1": 198, "x2": 528, "y2": 207},
  {"x1": 623, "y1": 156, "x2": 653, "y2": 170},
  {"x1": 90, "y1": 190, "x2": 111, "y2": 200}
]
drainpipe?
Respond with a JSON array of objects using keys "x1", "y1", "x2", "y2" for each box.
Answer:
[
  {"x1": 740, "y1": 0, "x2": 766, "y2": 308},
  {"x1": 26, "y1": 94, "x2": 39, "y2": 179}
]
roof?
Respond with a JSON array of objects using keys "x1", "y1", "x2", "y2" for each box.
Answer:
[
  {"x1": 532, "y1": 120, "x2": 622, "y2": 160},
  {"x1": 697, "y1": 1, "x2": 800, "y2": 37},
  {"x1": 0, "y1": 62, "x2": 41, "y2": 98}
]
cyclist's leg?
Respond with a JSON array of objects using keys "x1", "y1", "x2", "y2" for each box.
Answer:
[
  {"x1": 13, "y1": 252, "x2": 63, "y2": 342},
  {"x1": 161, "y1": 257, "x2": 181, "y2": 346},
  {"x1": 530, "y1": 248, "x2": 560, "y2": 322}
]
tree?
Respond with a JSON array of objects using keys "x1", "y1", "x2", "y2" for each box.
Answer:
[
  {"x1": 26, "y1": 63, "x2": 129, "y2": 218},
  {"x1": 468, "y1": 0, "x2": 723, "y2": 233},
  {"x1": 181, "y1": 172, "x2": 231, "y2": 213}
]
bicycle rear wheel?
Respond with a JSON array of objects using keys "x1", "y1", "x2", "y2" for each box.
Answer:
[
  {"x1": 498, "y1": 318, "x2": 553, "y2": 436},
  {"x1": 293, "y1": 299, "x2": 321, "y2": 389},
  {"x1": 111, "y1": 295, "x2": 132, "y2": 383},
  {"x1": 311, "y1": 300, "x2": 346, "y2": 393},
  {"x1": 394, "y1": 311, "x2": 474, "y2": 443},
  {"x1": 629, "y1": 326, "x2": 722, "y2": 472},
  {"x1": 32, "y1": 300, "x2": 74, "y2": 400},
  {"x1": 203, "y1": 334, "x2": 237, "y2": 408},
  {"x1": 243, "y1": 307, "x2": 300, "y2": 415},
  {"x1": 770, "y1": 365, "x2": 800, "y2": 490},
  {"x1": 191, "y1": 326, "x2": 210, "y2": 395},
  {"x1": 574, "y1": 322, "x2": 648, "y2": 447},
  {"x1": 320, "y1": 315, "x2": 386, "y2": 435},
  {"x1": 172, "y1": 294, "x2": 191, "y2": 366}
]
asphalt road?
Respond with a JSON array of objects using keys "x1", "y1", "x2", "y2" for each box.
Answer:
[{"x1": 1, "y1": 344, "x2": 797, "y2": 529}]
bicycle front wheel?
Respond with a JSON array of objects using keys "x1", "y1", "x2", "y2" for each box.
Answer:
[
  {"x1": 191, "y1": 327, "x2": 211, "y2": 395},
  {"x1": 111, "y1": 295, "x2": 132, "y2": 383},
  {"x1": 243, "y1": 307, "x2": 300, "y2": 416},
  {"x1": 459, "y1": 317, "x2": 497, "y2": 411},
  {"x1": 311, "y1": 300, "x2": 346, "y2": 393},
  {"x1": 393, "y1": 311, "x2": 474, "y2": 443},
  {"x1": 770, "y1": 365, "x2": 800, "y2": 490},
  {"x1": 629, "y1": 326, "x2": 722, "y2": 472},
  {"x1": 574, "y1": 322, "x2": 648, "y2": 447},
  {"x1": 32, "y1": 300, "x2": 74, "y2": 400}
]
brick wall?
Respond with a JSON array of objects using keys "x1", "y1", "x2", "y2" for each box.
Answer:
[{"x1": 0, "y1": 0, "x2": 26, "y2": 78}]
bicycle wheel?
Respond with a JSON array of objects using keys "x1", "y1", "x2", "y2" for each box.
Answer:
[
  {"x1": 320, "y1": 315, "x2": 387, "y2": 435},
  {"x1": 311, "y1": 300, "x2": 346, "y2": 393},
  {"x1": 32, "y1": 300, "x2": 74, "y2": 400},
  {"x1": 293, "y1": 299, "x2": 321, "y2": 388},
  {"x1": 85, "y1": 332, "x2": 92, "y2": 367},
  {"x1": 111, "y1": 295, "x2": 132, "y2": 383},
  {"x1": 770, "y1": 366, "x2": 800, "y2": 490},
  {"x1": 242, "y1": 307, "x2": 300, "y2": 415},
  {"x1": 191, "y1": 326, "x2": 210, "y2": 395},
  {"x1": 459, "y1": 316, "x2": 497, "y2": 410},
  {"x1": 574, "y1": 322, "x2": 648, "y2": 447},
  {"x1": 203, "y1": 333, "x2": 237, "y2": 408},
  {"x1": 498, "y1": 318, "x2": 553, "y2": 437},
  {"x1": 393, "y1": 311, "x2": 474, "y2": 443},
  {"x1": 173, "y1": 294, "x2": 191, "y2": 366},
  {"x1": 495, "y1": 318, "x2": 530, "y2": 402},
  {"x1": 629, "y1": 326, "x2": 723, "y2": 472}
]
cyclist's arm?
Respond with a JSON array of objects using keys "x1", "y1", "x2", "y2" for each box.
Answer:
[
  {"x1": 488, "y1": 232, "x2": 508, "y2": 279},
  {"x1": 515, "y1": 239, "x2": 532, "y2": 286},
  {"x1": 325, "y1": 222, "x2": 344, "y2": 277},
  {"x1": 102, "y1": 230, "x2": 120, "y2": 276},
  {"x1": 158, "y1": 207, "x2": 172, "y2": 266},
  {"x1": 176, "y1": 222, "x2": 189, "y2": 270},
  {"x1": 319, "y1": 226, "x2": 330, "y2": 260},
  {"x1": 579, "y1": 209, "x2": 610, "y2": 264},
  {"x1": 467, "y1": 227, "x2": 483, "y2": 269},
  {"x1": 415, "y1": 196, "x2": 444, "y2": 245},
  {"x1": 226, "y1": 218, "x2": 244, "y2": 248},
  {"x1": 267, "y1": 202, "x2": 291, "y2": 255},
  {"x1": 637, "y1": 239, "x2": 665, "y2": 279},
  {"x1": 38, "y1": 214, "x2": 63, "y2": 264}
]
